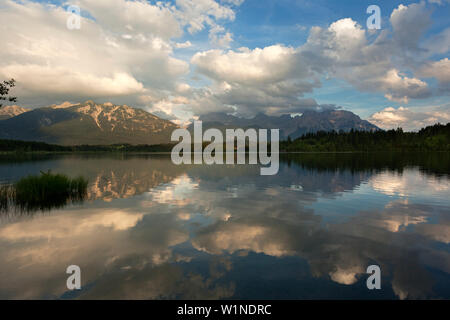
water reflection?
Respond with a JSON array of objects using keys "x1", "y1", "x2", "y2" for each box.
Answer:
[{"x1": 0, "y1": 153, "x2": 448, "y2": 299}]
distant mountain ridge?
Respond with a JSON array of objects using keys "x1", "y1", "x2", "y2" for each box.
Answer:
[
  {"x1": 0, "y1": 101, "x2": 178, "y2": 145},
  {"x1": 0, "y1": 105, "x2": 30, "y2": 120},
  {"x1": 193, "y1": 109, "x2": 379, "y2": 140},
  {"x1": 0, "y1": 102, "x2": 379, "y2": 146}
]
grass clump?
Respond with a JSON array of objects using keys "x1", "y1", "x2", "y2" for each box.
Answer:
[
  {"x1": 0, "y1": 170, "x2": 88, "y2": 212},
  {"x1": 0, "y1": 184, "x2": 15, "y2": 212}
]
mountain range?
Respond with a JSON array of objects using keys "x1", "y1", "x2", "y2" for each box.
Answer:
[
  {"x1": 0, "y1": 101, "x2": 178, "y2": 145},
  {"x1": 0, "y1": 101, "x2": 379, "y2": 145},
  {"x1": 0, "y1": 105, "x2": 29, "y2": 120},
  {"x1": 191, "y1": 110, "x2": 379, "y2": 140}
]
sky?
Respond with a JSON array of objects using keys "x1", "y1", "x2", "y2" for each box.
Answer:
[{"x1": 0, "y1": 0, "x2": 449, "y2": 130}]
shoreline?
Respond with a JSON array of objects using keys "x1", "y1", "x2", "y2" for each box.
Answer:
[{"x1": 1, "y1": 150, "x2": 450, "y2": 155}]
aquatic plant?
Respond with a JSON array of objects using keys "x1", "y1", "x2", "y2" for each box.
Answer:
[{"x1": 0, "y1": 171, "x2": 88, "y2": 212}]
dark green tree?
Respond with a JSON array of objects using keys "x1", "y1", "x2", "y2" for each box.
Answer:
[{"x1": 0, "y1": 79, "x2": 17, "y2": 108}]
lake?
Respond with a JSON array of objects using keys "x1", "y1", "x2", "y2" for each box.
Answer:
[{"x1": 0, "y1": 153, "x2": 449, "y2": 299}]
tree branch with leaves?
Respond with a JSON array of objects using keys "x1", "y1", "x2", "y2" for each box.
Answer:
[{"x1": 0, "y1": 79, "x2": 17, "y2": 108}]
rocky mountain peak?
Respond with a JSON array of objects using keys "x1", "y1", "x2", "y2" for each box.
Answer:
[
  {"x1": 0, "y1": 101, "x2": 179, "y2": 145},
  {"x1": 0, "y1": 105, "x2": 30, "y2": 120}
]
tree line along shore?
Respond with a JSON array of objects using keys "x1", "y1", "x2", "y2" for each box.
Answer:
[{"x1": 0, "y1": 123, "x2": 449, "y2": 153}]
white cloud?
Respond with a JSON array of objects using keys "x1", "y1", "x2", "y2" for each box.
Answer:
[
  {"x1": 0, "y1": 0, "x2": 189, "y2": 106},
  {"x1": 189, "y1": 5, "x2": 438, "y2": 117},
  {"x1": 301, "y1": 13, "x2": 432, "y2": 103},
  {"x1": 368, "y1": 106, "x2": 450, "y2": 131},
  {"x1": 419, "y1": 58, "x2": 450, "y2": 92},
  {"x1": 209, "y1": 25, "x2": 233, "y2": 48},
  {"x1": 2, "y1": 64, "x2": 145, "y2": 97},
  {"x1": 175, "y1": 41, "x2": 193, "y2": 49},
  {"x1": 190, "y1": 45, "x2": 320, "y2": 115},
  {"x1": 0, "y1": 0, "x2": 447, "y2": 122},
  {"x1": 329, "y1": 266, "x2": 364, "y2": 285},
  {"x1": 390, "y1": 3, "x2": 431, "y2": 51},
  {"x1": 192, "y1": 45, "x2": 305, "y2": 84},
  {"x1": 174, "y1": 0, "x2": 239, "y2": 51},
  {"x1": 381, "y1": 69, "x2": 430, "y2": 103},
  {"x1": 0, "y1": 0, "x2": 243, "y2": 112},
  {"x1": 175, "y1": 0, "x2": 236, "y2": 34},
  {"x1": 423, "y1": 27, "x2": 450, "y2": 55},
  {"x1": 77, "y1": 0, "x2": 182, "y2": 40}
]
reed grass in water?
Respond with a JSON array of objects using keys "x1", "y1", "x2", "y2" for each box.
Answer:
[{"x1": 0, "y1": 171, "x2": 88, "y2": 212}]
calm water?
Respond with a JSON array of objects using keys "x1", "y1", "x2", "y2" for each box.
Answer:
[{"x1": 0, "y1": 153, "x2": 449, "y2": 299}]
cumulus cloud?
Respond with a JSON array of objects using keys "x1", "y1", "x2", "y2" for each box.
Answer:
[
  {"x1": 381, "y1": 69, "x2": 430, "y2": 103},
  {"x1": 190, "y1": 45, "x2": 321, "y2": 116},
  {"x1": 175, "y1": 40, "x2": 193, "y2": 49},
  {"x1": 368, "y1": 106, "x2": 450, "y2": 131},
  {"x1": 419, "y1": 58, "x2": 450, "y2": 92},
  {"x1": 0, "y1": 0, "x2": 242, "y2": 110},
  {"x1": 188, "y1": 2, "x2": 446, "y2": 117},
  {"x1": 1, "y1": 0, "x2": 449, "y2": 121},
  {"x1": 192, "y1": 46, "x2": 307, "y2": 84},
  {"x1": 390, "y1": 3, "x2": 431, "y2": 52},
  {"x1": 174, "y1": 0, "x2": 239, "y2": 50},
  {"x1": 77, "y1": 0, "x2": 182, "y2": 40},
  {"x1": 1, "y1": 65, "x2": 145, "y2": 97},
  {"x1": 175, "y1": 0, "x2": 236, "y2": 34},
  {"x1": 300, "y1": 13, "x2": 432, "y2": 103},
  {"x1": 423, "y1": 27, "x2": 450, "y2": 55},
  {"x1": 209, "y1": 25, "x2": 233, "y2": 48},
  {"x1": 0, "y1": 0, "x2": 190, "y2": 107}
]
